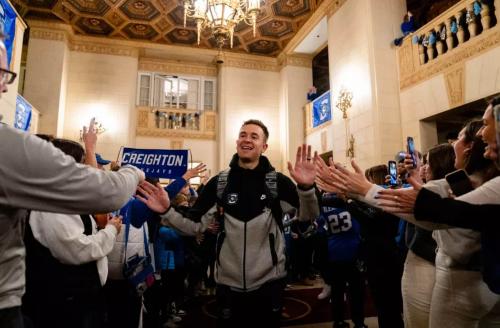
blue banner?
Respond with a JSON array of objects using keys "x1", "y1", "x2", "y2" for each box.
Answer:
[
  {"x1": 0, "y1": 0, "x2": 17, "y2": 66},
  {"x1": 312, "y1": 90, "x2": 332, "y2": 128},
  {"x1": 14, "y1": 94, "x2": 32, "y2": 131},
  {"x1": 121, "y1": 148, "x2": 188, "y2": 179}
]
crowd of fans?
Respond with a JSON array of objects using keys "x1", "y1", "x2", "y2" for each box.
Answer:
[{"x1": 1, "y1": 31, "x2": 500, "y2": 328}]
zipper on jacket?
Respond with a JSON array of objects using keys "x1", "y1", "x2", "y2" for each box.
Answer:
[
  {"x1": 269, "y1": 233, "x2": 278, "y2": 265},
  {"x1": 216, "y1": 231, "x2": 225, "y2": 266},
  {"x1": 242, "y1": 221, "x2": 247, "y2": 290}
]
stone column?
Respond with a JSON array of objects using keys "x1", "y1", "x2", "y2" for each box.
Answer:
[
  {"x1": 327, "y1": 0, "x2": 406, "y2": 169},
  {"x1": 278, "y1": 54, "x2": 312, "y2": 172},
  {"x1": 23, "y1": 23, "x2": 70, "y2": 136}
]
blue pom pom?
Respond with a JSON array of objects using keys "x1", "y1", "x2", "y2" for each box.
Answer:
[
  {"x1": 451, "y1": 21, "x2": 458, "y2": 33},
  {"x1": 474, "y1": 2, "x2": 481, "y2": 16},
  {"x1": 412, "y1": 35, "x2": 419, "y2": 44},
  {"x1": 429, "y1": 33, "x2": 436, "y2": 44}
]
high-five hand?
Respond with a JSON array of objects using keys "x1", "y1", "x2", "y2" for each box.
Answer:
[
  {"x1": 136, "y1": 181, "x2": 170, "y2": 213},
  {"x1": 287, "y1": 144, "x2": 315, "y2": 189}
]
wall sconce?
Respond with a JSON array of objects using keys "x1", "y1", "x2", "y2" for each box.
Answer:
[
  {"x1": 79, "y1": 120, "x2": 106, "y2": 141},
  {"x1": 336, "y1": 88, "x2": 355, "y2": 159},
  {"x1": 336, "y1": 88, "x2": 353, "y2": 119}
]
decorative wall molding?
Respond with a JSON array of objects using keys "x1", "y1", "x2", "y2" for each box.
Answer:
[
  {"x1": 136, "y1": 128, "x2": 216, "y2": 140},
  {"x1": 222, "y1": 53, "x2": 280, "y2": 72},
  {"x1": 277, "y1": 53, "x2": 313, "y2": 68},
  {"x1": 70, "y1": 41, "x2": 138, "y2": 57},
  {"x1": 444, "y1": 64, "x2": 465, "y2": 108},
  {"x1": 137, "y1": 110, "x2": 148, "y2": 128},
  {"x1": 170, "y1": 140, "x2": 184, "y2": 149},
  {"x1": 27, "y1": 19, "x2": 286, "y2": 71},
  {"x1": 30, "y1": 29, "x2": 68, "y2": 42},
  {"x1": 399, "y1": 23, "x2": 500, "y2": 90},
  {"x1": 139, "y1": 58, "x2": 217, "y2": 76}
]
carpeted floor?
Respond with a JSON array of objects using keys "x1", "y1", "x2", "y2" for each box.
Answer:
[{"x1": 180, "y1": 284, "x2": 377, "y2": 327}]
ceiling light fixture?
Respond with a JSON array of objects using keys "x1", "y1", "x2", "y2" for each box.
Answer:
[{"x1": 183, "y1": 0, "x2": 261, "y2": 49}]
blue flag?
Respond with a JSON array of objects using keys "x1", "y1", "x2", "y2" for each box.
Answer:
[
  {"x1": 14, "y1": 95, "x2": 32, "y2": 131},
  {"x1": 121, "y1": 148, "x2": 188, "y2": 179},
  {"x1": 0, "y1": 0, "x2": 17, "y2": 66},
  {"x1": 312, "y1": 90, "x2": 332, "y2": 128}
]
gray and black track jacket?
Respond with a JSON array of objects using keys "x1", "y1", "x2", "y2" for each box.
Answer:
[{"x1": 161, "y1": 154, "x2": 319, "y2": 291}]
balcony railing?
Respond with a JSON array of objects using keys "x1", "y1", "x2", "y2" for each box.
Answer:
[
  {"x1": 398, "y1": 0, "x2": 499, "y2": 89},
  {"x1": 136, "y1": 107, "x2": 217, "y2": 140}
]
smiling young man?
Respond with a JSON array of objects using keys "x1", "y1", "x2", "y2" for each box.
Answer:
[{"x1": 139, "y1": 119, "x2": 319, "y2": 327}]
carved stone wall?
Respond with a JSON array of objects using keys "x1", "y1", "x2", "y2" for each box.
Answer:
[{"x1": 444, "y1": 64, "x2": 465, "y2": 108}]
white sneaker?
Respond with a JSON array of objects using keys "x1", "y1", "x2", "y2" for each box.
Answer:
[{"x1": 317, "y1": 284, "x2": 331, "y2": 300}]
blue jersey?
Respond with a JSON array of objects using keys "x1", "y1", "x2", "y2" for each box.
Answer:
[{"x1": 317, "y1": 194, "x2": 362, "y2": 262}]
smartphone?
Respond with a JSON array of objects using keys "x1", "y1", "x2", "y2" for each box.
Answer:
[
  {"x1": 388, "y1": 160, "x2": 398, "y2": 186},
  {"x1": 494, "y1": 104, "x2": 500, "y2": 167},
  {"x1": 445, "y1": 169, "x2": 473, "y2": 196},
  {"x1": 407, "y1": 136, "x2": 417, "y2": 168}
]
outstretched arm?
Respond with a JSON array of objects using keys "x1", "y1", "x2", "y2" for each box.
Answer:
[{"x1": 0, "y1": 124, "x2": 144, "y2": 214}]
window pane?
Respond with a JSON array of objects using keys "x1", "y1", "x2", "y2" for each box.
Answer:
[
  {"x1": 139, "y1": 75, "x2": 151, "y2": 106},
  {"x1": 204, "y1": 80, "x2": 214, "y2": 111},
  {"x1": 164, "y1": 78, "x2": 175, "y2": 108},
  {"x1": 187, "y1": 79, "x2": 199, "y2": 110},
  {"x1": 178, "y1": 78, "x2": 188, "y2": 109}
]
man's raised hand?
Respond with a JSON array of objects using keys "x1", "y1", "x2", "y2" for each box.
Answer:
[
  {"x1": 136, "y1": 181, "x2": 170, "y2": 213},
  {"x1": 287, "y1": 144, "x2": 316, "y2": 189}
]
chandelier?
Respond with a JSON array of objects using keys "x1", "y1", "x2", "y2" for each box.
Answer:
[{"x1": 183, "y1": 0, "x2": 261, "y2": 49}]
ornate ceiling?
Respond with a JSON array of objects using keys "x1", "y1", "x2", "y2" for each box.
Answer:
[{"x1": 13, "y1": 0, "x2": 325, "y2": 56}]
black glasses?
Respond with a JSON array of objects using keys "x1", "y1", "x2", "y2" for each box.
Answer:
[{"x1": 0, "y1": 68, "x2": 17, "y2": 85}]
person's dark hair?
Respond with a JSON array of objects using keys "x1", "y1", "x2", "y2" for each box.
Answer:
[
  {"x1": 445, "y1": 131, "x2": 458, "y2": 141},
  {"x1": 242, "y1": 119, "x2": 269, "y2": 141},
  {"x1": 487, "y1": 95, "x2": 500, "y2": 111},
  {"x1": 35, "y1": 134, "x2": 54, "y2": 142},
  {"x1": 365, "y1": 164, "x2": 388, "y2": 185},
  {"x1": 427, "y1": 143, "x2": 455, "y2": 180},
  {"x1": 461, "y1": 120, "x2": 499, "y2": 180},
  {"x1": 51, "y1": 138, "x2": 85, "y2": 163}
]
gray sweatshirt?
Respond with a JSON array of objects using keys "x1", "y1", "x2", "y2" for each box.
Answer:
[{"x1": 0, "y1": 123, "x2": 144, "y2": 309}]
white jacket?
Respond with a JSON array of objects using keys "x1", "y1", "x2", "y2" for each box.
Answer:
[{"x1": 107, "y1": 222, "x2": 150, "y2": 280}]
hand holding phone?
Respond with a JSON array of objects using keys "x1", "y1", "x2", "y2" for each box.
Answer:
[
  {"x1": 445, "y1": 169, "x2": 473, "y2": 197},
  {"x1": 388, "y1": 160, "x2": 398, "y2": 186},
  {"x1": 407, "y1": 136, "x2": 417, "y2": 168}
]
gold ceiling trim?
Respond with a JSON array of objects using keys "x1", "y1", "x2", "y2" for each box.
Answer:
[
  {"x1": 26, "y1": 19, "x2": 289, "y2": 71},
  {"x1": 139, "y1": 58, "x2": 217, "y2": 76},
  {"x1": 399, "y1": 27, "x2": 500, "y2": 90}
]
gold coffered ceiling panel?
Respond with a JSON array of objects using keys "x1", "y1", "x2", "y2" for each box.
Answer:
[{"x1": 13, "y1": 0, "x2": 323, "y2": 56}]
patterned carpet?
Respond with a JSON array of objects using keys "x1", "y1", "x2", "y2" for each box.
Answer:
[{"x1": 180, "y1": 283, "x2": 377, "y2": 327}]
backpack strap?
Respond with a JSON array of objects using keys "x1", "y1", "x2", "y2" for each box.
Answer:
[
  {"x1": 80, "y1": 215, "x2": 93, "y2": 236},
  {"x1": 264, "y1": 170, "x2": 278, "y2": 203},
  {"x1": 216, "y1": 168, "x2": 231, "y2": 203}
]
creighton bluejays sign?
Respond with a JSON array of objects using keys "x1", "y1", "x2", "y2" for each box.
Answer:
[{"x1": 121, "y1": 148, "x2": 188, "y2": 178}]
